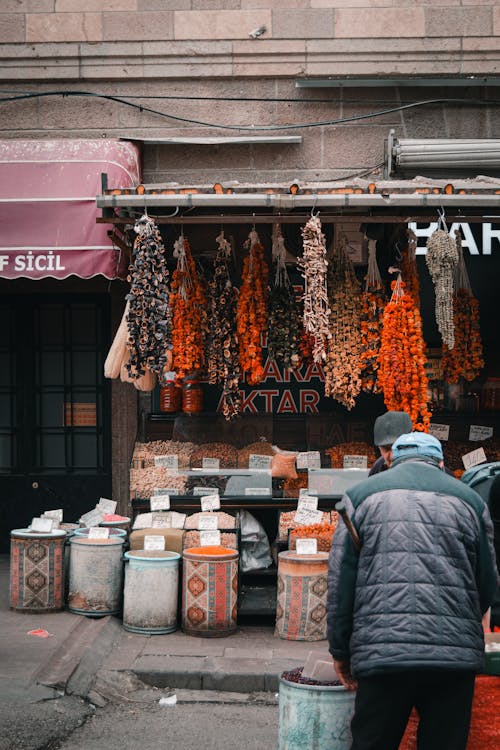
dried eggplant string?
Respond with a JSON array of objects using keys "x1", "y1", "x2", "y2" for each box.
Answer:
[
  {"x1": 298, "y1": 213, "x2": 331, "y2": 363},
  {"x1": 425, "y1": 220, "x2": 458, "y2": 349},
  {"x1": 268, "y1": 225, "x2": 301, "y2": 370},
  {"x1": 170, "y1": 234, "x2": 207, "y2": 380},
  {"x1": 442, "y1": 231, "x2": 484, "y2": 383},
  {"x1": 401, "y1": 229, "x2": 421, "y2": 308},
  {"x1": 125, "y1": 214, "x2": 171, "y2": 382},
  {"x1": 236, "y1": 229, "x2": 269, "y2": 386},
  {"x1": 207, "y1": 231, "x2": 241, "y2": 420},
  {"x1": 323, "y1": 233, "x2": 363, "y2": 410},
  {"x1": 360, "y1": 239, "x2": 386, "y2": 394}
]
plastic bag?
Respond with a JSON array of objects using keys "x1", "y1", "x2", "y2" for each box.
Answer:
[{"x1": 238, "y1": 509, "x2": 273, "y2": 572}]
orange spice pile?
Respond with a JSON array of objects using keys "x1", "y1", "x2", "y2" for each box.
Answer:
[
  {"x1": 378, "y1": 276, "x2": 431, "y2": 431},
  {"x1": 236, "y1": 230, "x2": 269, "y2": 385}
]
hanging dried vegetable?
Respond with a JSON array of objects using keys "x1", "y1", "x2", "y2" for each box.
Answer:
[
  {"x1": 236, "y1": 229, "x2": 269, "y2": 385},
  {"x1": 170, "y1": 235, "x2": 207, "y2": 380},
  {"x1": 359, "y1": 239, "x2": 386, "y2": 393},
  {"x1": 268, "y1": 225, "x2": 301, "y2": 369},
  {"x1": 400, "y1": 229, "x2": 420, "y2": 308},
  {"x1": 104, "y1": 301, "x2": 130, "y2": 379},
  {"x1": 378, "y1": 275, "x2": 431, "y2": 431},
  {"x1": 125, "y1": 215, "x2": 171, "y2": 381},
  {"x1": 206, "y1": 231, "x2": 241, "y2": 420},
  {"x1": 323, "y1": 233, "x2": 363, "y2": 410},
  {"x1": 425, "y1": 225, "x2": 458, "y2": 349},
  {"x1": 442, "y1": 232, "x2": 484, "y2": 383},
  {"x1": 298, "y1": 213, "x2": 331, "y2": 363}
]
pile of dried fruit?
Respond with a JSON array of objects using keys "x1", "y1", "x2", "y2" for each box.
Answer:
[
  {"x1": 237, "y1": 230, "x2": 269, "y2": 385},
  {"x1": 189, "y1": 442, "x2": 238, "y2": 468},
  {"x1": 170, "y1": 235, "x2": 207, "y2": 380},
  {"x1": 299, "y1": 213, "x2": 331, "y2": 363},
  {"x1": 289, "y1": 519, "x2": 338, "y2": 551},
  {"x1": 281, "y1": 666, "x2": 341, "y2": 687},
  {"x1": 360, "y1": 239, "x2": 386, "y2": 393},
  {"x1": 324, "y1": 233, "x2": 363, "y2": 410},
  {"x1": 206, "y1": 231, "x2": 241, "y2": 419},
  {"x1": 123, "y1": 215, "x2": 172, "y2": 388},
  {"x1": 442, "y1": 233, "x2": 484, "y2": 383},
  {"x1": 378, "y1": 275, "x2": 431, "y2": 431},
  {"x1": 325, "y1": 442, "x2": 378, "y2": 468},
  {"x1": 426, "y1": 227, "x2": 458, "y2": 349},
  {"x1": 237, "y1": 440, "x2": 275, "y2": 468},
  {"x1": 278, "y1": 510, "x2": 332, "y2": 542}
]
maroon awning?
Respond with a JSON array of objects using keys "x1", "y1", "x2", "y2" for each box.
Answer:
[{"x1": 0, "y1": 139, "x2": 140, "y2": 280}]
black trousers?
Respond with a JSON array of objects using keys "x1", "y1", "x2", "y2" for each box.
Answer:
[{"x1": 350, "y1": 669, "x2": 476, "y2": 750}]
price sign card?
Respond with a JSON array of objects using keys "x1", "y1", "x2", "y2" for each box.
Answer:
[
  {"x1": 294, "y1": 508, "x2": 324, "y2": 526},
  {"x1": 296, "y1": 451, "x2": 321, "y2": 469},
  {"x1": 299, "y1": 488, "x2": 318, "y2": 498},
  {"x1": 200, "y1": 494, "x2": 221, "y2": 512},
  {"x1": 202, "y1": 457, "x2": 220, "y2": 470},
  {"x1": 80, "y1": 509, "x2": 104, "y2": 528},
  {"x1": 429, "y1": 423, "x2": 450, "y2": 441},
  {"x1": 152, "y1": 513, "x2": 171, "y2": 528},
  {"x1": 249, "y1": 454, "x2": 272, "y2": 470},
  {"x1": 200, "y1": 530, "x2": 221, "y2": 547},
  {"x1": 170, "y1": 511, "x2": 186, "y2": 529},
  {"x1": 30, "y1": 517, "x2": 54, "y2": 533},
  {"x1": 193, "y1": 486, "x2": 219, "y2": 496},
  {"x1": 295, "y1": 538, "x2": 318, "y2": 555},
  {"x1": 154, "y1": 487, "x2": 179, "y2": 496},
  {"x1": 88, "y1": 527, "x2": 109, "y2": 539},
  {"x1": 244, "y1": 487, "x2": 271, "y2": 496},
  {"x1": 297, "y1": 495, "x2": 319, "y2": 512},
  {"x1": 343, "y1": 455, "x2": 368, "y2": 469},
  {"x1": 144, "y1": 535, "x2": 166, "y2": 551},
  {"x1": 154, "y1": 455, "x2": 179, "y2": 471},
  {"x1": 150, "y1": 496, "x2": 170, "y2": 511},
  {"x1": 43, "y1": 509, "x2": 63, "y2": 523},
  {"x1": 133, "y1": 512, "x2": 153, "y2": 529},
  {"x1": 469, "y1": 425, "x2": 494, "y2": 442},
  {"x1": 198, "y1": 514, "x2": 219, "y2": 530},
  {"x1": 462, "y1": 447, "x2": 487, "y2": 470},
  {"x1": 97, "y1": 497, "x2": 117, "y2": 514}
]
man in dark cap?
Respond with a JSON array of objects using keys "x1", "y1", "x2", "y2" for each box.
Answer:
[
  {"x1": 368, "y1": 410, "x2": 412, "y2": 476},
  {"x1": 327, "y1": 431, "x2": 498, "y2": 750}
]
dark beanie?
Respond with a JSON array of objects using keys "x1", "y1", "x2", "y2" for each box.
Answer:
[{"x1": 373, "y1": 411, "x2": 412, "y2": 447}]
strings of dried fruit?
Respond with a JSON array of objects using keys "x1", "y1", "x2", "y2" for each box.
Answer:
[
  {"x1": 169, "y1": 235, "x2": 207, "y2": 380},
  {"x1": 378, "y1": 275, "x2": 431, "y2": 431},
  {"x1": 400, "y1": 229, "x2": 420, "y2": 307},
  {"x1": 442, "y1": 232, "x2": 484, "y2": 383},
  {"x1": 125, "y1": 215, "x2": 171, "y2": 381},
  {"x1": 425, "y1": 226, "x2": 458, "y2": 349},
  {"x1": 323, "y1": 233, "x2": 363, "y2": 410},
  {"x1": 360, "y1": 239, "x2": 386, "y2": 393},
  {"x1": 298, "y1": 213, "x2": 331, "y2": 363},
  {"x1": 268, "y1": 225, "x2": 301, "y2": 370},
  {"x1": 236, "y1": 229, "x2": 269, "y2": 385},
  {"x1": 206, "y1": 231, "x2": 241, "y2": 420}
]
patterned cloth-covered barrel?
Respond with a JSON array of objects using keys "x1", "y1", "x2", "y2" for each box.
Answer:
[
  {"x1": 275, "y1": 550, "x2": 329, "y2": 641},
  {"x1": 10, "y1": 529, "x2": 66, "y2": 612},
  {"x1": 182, "y1": 546, "x2": 239, "y2": 637}
]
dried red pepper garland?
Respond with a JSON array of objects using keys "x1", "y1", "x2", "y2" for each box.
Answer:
[{"x1": 236, "y1": 230, "x2": 269, "y2": 386}]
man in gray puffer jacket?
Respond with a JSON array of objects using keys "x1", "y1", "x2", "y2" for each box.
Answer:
[{"x1": 327, "y1": 431, "x2": 498, "y2": 750}]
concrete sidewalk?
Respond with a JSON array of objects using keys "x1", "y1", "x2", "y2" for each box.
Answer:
[{"x1": 0, "y1": 554, "x2": 330, "y2": 702}]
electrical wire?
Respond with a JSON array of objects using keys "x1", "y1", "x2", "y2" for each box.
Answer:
[{"x1": 0, "y1": 90, "x2": 497, "y2": 132}]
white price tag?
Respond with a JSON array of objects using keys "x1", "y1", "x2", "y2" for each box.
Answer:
[
  {"x1": 429, "y1": 423, "x2": 450, "y2": 441},
  {"x1": 343, "y1": 455, "x2": 368, "y2": 469},
  {"x1": 469, "y1": 425, "x2": 494, "y2": 442},
  {"x1": 202, "y1": 457, "x2": 220, "y2": 470},
  {"x1": 133, "y1": 512, "x2": 153, "y2": 529},
  {"x1": 198, "y1": 514, "x2": 219, "y2": 530},
  {"x1": 299, "y1": 488, "x2": 318, "y2": 498},
  {"x1": 42, "y1": 509, "x2": 63, "y2": 522},
  {"x1": 154, "y1": 487, "x2": 179, "y2": 496},
  {"x1": 297, "y1": 495, "x2": 319, "y2": 512},
  {"x1": 30, "y1": 517, "x2": 54, "y2": 533},
  {"x1": 200, "y1": 494, "x2": 221, "y2": 512},
  {"x1": 88, "y1": 527, "x2": 109, "y2": 539},
  {"x1": 193, "y1": 486, "x2": 219, "y2": 496},
  {"x1": 97, "y1": 497, "x2": 117, "y2": 514},
  {"x1": 170, "y1": 512, "x2": 186, "y2": 529},
  {"x1": 462, "y1": 447, "x2": 487, "y2": 470},
  {"x1": 154, "y1": 455, "x2": 179, "y2": 470},
  {"x1": 244, "y1": 487, "x2": 271, "y2": 496},
  {"x1": 296, "y1": 451, "x2": 320, "y2": 469},
  {"x1": 249, "y1": 454, "x2": 272, "y2": 469},
  {"x1": 152, "y1": 513, "x2": 171, "y2": 528},
  {"x1": 150, "y1": 496, "x2": 170, "y2": 511},
  {"x1": 200, "y1": 530, "x2": 221, "y2": 546},
  {"x1": 144, "y1": 535, "x2": 166, "y2": 550},
  {"x1": 294, "y1": 508, "x2": 324, "y2": 526},
  {"x1": 79, "y1": 509, "x2": 104, "y2": 528},
  {"x1": 295, "y1": 538, "x2": 318, "y2": 555}
]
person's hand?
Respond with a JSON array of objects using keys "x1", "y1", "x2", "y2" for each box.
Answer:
[{"x1": 333, "y1": 658, "x2": 358, "y2": 691}]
